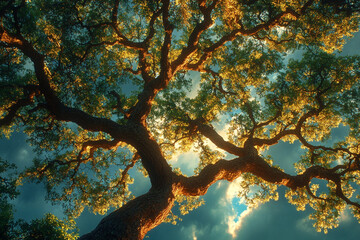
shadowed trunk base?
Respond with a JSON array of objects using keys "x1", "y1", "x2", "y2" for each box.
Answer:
[{"x1": 79, "y1": 187, "x2": 175, "y2": 240}]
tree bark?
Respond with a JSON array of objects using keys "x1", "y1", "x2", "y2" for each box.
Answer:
[{"x1": 79, "y1": 186, "x2": 176, "y2": 240}]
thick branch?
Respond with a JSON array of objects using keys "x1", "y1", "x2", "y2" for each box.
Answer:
[
  {"x1": 193, "y1": 120, "x2": 246, "y2": 156},
  {"x1": 126, "y1": 3, "x2": 176, "y2": 123},
  {"x1": 80, "y1": 139, "x2": 120, "y2": 154},
  {"x1": 127, "y1": 81, "x2": 160, "y2": 123},
  {"x1": 178, "y1": 157, "x2": 253, "y2": 195},
  {"x1": 1, "y1": 27, "x2": 130, "y2": 134},
  {"x1": 178, "y1": 154, "x2": 345, "y2": 196}
]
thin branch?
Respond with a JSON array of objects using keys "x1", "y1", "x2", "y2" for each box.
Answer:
[
  {"x1": 38, "y1": 158, "x2": 79, "y2": 175},
  {"x1": 186, "y1": 0, "x2": 315, "y2": 71},
  {"x1": 39, "y1": 138, "x2": 120, "y2": 177},
  {"x1": 159, "y1": 0, "x2": 173, "y2": 81},
  {"x1": 110, "y1": 0, "x2": 161, "y2": 51},
  {"x1": 207, "y1": 69, "x2": 236, "y2": 95},
  {"x1": 79, "y1": 40, "x2": 119, "y2": 62},
  {"x1": 254, "y1": 33, "x2": 295, "y2": 45},
  {"x1": 171, "y1": 0, "x2": 218, "y2": 72},
  {"x1": 118, "y1": 152, "x2": 140, "y2": 189},
  {"x1": 109, "y1": 90, "x2": 131, "y2": 118},
  {"x1": 252, "y1": 93, "x2": 326, "y2": 147},
  {"x1": 255, "y1": 110, "x2": 282, "y2": 129},
  {"x1": 0, "y1": 86, "x2": 39, "y2": 127},
  {"x1": 306, "y1": 183, "x2": 328, "y2": 201},
  {"x1": 143, "y1": 8, "x2": 162, "y2": 45},
  {"x1": 335, "y1": 179, "x2": 360, "y2": 209},
  {"x1": 159, "y1": 135, "x2": 191, "y2": 148}
]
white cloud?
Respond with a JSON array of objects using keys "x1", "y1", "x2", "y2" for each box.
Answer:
[
  {"x1": 179, "y1": 224, "x2": 201, "y2": 240},
  {"x1": 128, "y1": 168, "x2": 151, "y2": 196},
  {"x1": 227, "y1": 208, "x2": 253, "y2": 238},
  {"x1": 17, "y1": 148, "x2": 29, "y2": 161},
  {"x1": 172, "y1": 150, "x2": 199, "y2": 176},
  {"x1": 225, "y1": 178, "x2": 243, "y2": 202},
  {"x1": 296, "y1": 217, "x2": 316, "y2": 234},
  {"x1": 192, "y1": 228, "x2": 197, "y2": 240},
  {"x1": 16, "y1": 148, "x2": 33, "y2": 169},
  {"x1": 187, "y1": 71, "x2": 201, "y2": 99},
  {"x1": 224, "y1": 177, "x2": 255, "y2": 238},
  {"x1": 340, "y1": 208, "x2": 351, "y2": 223},
  {"x1": 205, "y1": 121, "x2": 231, "y2": 155}
]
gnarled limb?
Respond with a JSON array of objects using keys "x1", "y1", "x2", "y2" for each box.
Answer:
[
  {"x1": 177, "y1": 151, "x2": 355, "y2": 199},
  {"x1": 1, "y1": 26, "x2": 134, "y2": 137},
  {"x1": 1, "y1": 24, "x2": 173, "y2": 189}
]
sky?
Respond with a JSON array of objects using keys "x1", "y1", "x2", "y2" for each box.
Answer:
[{"x1": 1, "y1": 33, "x2": 360, "y2": 240}]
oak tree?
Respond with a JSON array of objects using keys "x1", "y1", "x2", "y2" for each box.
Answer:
[{"x1": 1, "y1": 0, "x2": 360, "y2": 239}]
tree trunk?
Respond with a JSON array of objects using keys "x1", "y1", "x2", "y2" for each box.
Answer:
[{"x1": 79, "y1": 186, "x2": 175, "y2": 240}]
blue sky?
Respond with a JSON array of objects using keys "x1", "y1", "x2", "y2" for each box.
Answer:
[{"x1": 1, "y1": 33, "x2": 360, "y2": 240}]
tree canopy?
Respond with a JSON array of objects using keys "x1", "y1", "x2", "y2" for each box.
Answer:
[{"x1": 1, "y1": 0, "x2": 360, "y2": 239}]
